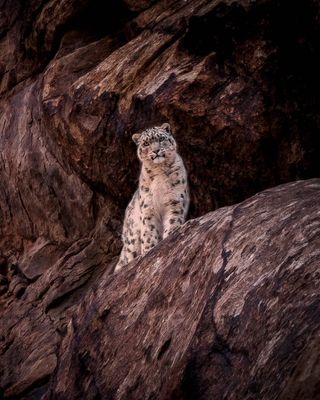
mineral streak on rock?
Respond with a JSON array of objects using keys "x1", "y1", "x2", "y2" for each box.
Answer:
[{"x1": 0, "y1": 0, "x2": 320, "y2": 398}]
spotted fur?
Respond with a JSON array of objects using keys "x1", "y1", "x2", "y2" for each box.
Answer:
[{"x1": 115, "y1": 123, "x2": 189, "y2": 271}]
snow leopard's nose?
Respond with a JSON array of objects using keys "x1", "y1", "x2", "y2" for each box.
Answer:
[{"x1": 151, "y1": 142, "x2": 160, "y2": 151}]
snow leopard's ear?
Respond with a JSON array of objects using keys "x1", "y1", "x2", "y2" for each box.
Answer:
[
  {"x1": 132, "y1": 133, "x2": 141, "y2": 145},
  {"x1": 161, "y1": 123, "x2": 171, "y2": 134}
]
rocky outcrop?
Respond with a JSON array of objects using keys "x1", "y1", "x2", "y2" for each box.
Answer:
[
  {"x1": 1, "y1": 0, "x2": 320, "y2": 398},
  {"x1": 49, "y1": 179, "x2": 320, "y2": 400},
  {"x1": 1, "y1": 0, "x2": 320, "y2": 259},
  {"x1": 1, "y1": 179, "x2": 320, "y2": 399}
]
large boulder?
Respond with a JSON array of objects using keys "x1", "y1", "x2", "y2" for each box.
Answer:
[
  {"x1": 51, "y1": 179, "x2": 320, "y2": 400},
  {"x1": 1, "y1": 179, "x2": 320, "y2": 399}
]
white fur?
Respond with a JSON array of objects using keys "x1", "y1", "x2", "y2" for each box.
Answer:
[{"x1": 115, "y1": 124, "x2": 189, "y2": 271}]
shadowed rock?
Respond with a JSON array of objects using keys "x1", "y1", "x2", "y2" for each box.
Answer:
[{"x1": 0, "y1": 0, "x2": 320, "y2": 398}]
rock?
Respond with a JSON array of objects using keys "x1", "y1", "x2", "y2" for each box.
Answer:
[
  {"x1": 0, "y1": 0, "x2": 320, "y2": 398},
  {"x1": 1, "y1": 0, "x2": 320, "y2": 261},
  {"x1": 50, "y1": 179, "x2": 320, "y2": 399},
  {"x1": 1, "y1": 179, "x2": 319, "y2": 399}
]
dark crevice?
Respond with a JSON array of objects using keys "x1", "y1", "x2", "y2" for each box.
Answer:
[
  {"x1": 44, "y1": 272, "x2": 92, "y2": 312},
  {"x1": 208, "y1": 75, "x2": 235, "y2": 100},
  {"x1": 214, "y1": 204, "x2": 242, "y2": 298},
  {"x1": 180, "y1": 205, "x2": 243, "y2": 399},
  {"x1": 157, "y1": 338, "x2": 172, "y2": 360},
  {"x1": 98, "y1": 308, "x2": 110, "y2": 322},
  {"x1": 181, "y1": 358, "x2": 200, "y2": 400},
  {"x1": 78, "y1": 351, "x2": 102, "y2": 400},
  {"x1": 209, "y1": 334, "x2": 232, "y2": 367},
  {"x1": 82, "y1": 177, "x2": 125, "y2": 208},
  {"x1": 31, "y1": 0, "x2": 138, "y2": 68},
  {"x1": 141, "y1": 29, "x2": 184, "y2": 73},
  {"x1": 47, "y1": 184, "x2": 69, "y2": 239},
  {"x1": 17, "y1": 189, "x2": 35, "y2": 239}
]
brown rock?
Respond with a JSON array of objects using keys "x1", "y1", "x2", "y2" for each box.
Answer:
[
  {"x1": 0, "y1": 0, "x2": 320, "y2": 398},
  {"x1": 51, "y1": 179, "x2": 320, "y2": 399},
  {"x1": 1, "y1": 179, "x2": 319, "y2": 399},
  {"x1": 1, "y1": 0, "x2": 319, "y2": 257}
]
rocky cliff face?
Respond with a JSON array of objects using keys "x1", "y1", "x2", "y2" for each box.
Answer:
[
  {"x1": 1, "y1": 179, "x2": 320, "y2": 400},
  {"x1": 0, "y1": 0, "x2": 319, "y2": 399}
]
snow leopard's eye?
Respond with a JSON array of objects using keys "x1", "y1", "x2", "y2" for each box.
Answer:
[
  {"x1": 159, "y1": 136, "x2": 165, "y2": 142},
  {"x1": 143, "y1": 141, "x2": 149, "y2": 147}
]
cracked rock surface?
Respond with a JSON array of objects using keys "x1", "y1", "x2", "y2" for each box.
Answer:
[{"x1": 1, "y1": 0, "x2": 320, "y2": 398}]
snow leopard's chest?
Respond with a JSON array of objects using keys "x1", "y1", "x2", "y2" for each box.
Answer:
[
  {"x1": 138, "y1": 166, "x2": 187, "y2": 222},
  {"x1": 149, "y1": 176, "x2": 171, "y2": 218}
]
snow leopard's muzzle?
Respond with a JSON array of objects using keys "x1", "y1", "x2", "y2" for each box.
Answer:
[{"x1": 151, "y1": 149, "x2": 166, "y2": 163}]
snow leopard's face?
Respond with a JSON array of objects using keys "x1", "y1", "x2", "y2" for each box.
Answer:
[{"x1": 132, "y1": 123, "x2": 177, "y2": 165}]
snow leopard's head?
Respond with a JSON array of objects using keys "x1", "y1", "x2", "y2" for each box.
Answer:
[{"x1": 132, "y1": 123, "x2": 177, "y2": 165}]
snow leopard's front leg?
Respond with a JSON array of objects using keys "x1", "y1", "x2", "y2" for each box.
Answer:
[
  {"x1": 115, "y1": 192, "x2": 141, "y2": 272},
  {"x1": 163, "y1": 197, "x2": 187, "y2": 239},
  {"x1": 115, "y1": 219, "x2": 141, "y2": 271},
  {"x1": 140, "y1": 210, "x2": 161, "y2": 255}
]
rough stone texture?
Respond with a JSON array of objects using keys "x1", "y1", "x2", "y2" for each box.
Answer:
[
  {"x1": 3, "y1": 178, "x2": 318, "y2": 400},
  {"x1": 0, "y1": 0, "x2": 320, "y2": 398}
]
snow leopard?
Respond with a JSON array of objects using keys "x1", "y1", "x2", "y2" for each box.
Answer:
[{"x1": 115, "y1": 123, "x2": 189, "y2": 271}]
